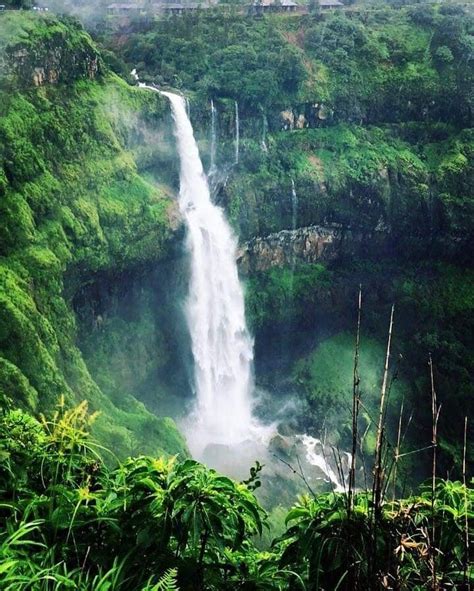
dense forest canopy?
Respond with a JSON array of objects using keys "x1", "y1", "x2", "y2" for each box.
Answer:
[{"x1": 116, "y1": 4, "x2": 472, "y2": 124}]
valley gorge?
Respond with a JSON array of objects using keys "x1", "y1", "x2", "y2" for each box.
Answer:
[
  {"x1": 1, "y1": 2, "x2": 472, "y2": 477},
  {"x1": 0, "y1": 4, "x2": 472, "y2": 589}
]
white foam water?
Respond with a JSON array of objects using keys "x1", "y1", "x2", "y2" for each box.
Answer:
[{"x1": 158, "y1": 89, "x2": 258, "y2": 458}]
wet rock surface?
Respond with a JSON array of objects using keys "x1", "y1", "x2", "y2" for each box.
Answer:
[{"x1": 237, "y1": 225, "x2": 343, "y2": 274}]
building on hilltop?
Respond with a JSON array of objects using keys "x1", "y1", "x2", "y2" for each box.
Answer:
[
  {"x1": 319, "y1": 0, "x2": 343, "y2": 9},
  {"x1": 150, "y1": 0, "x2": 213, "y2": 14},
  {"x1": 248, "y1": 0, "x2": 299, "y2": 16},
  {"x1": 107, "y1": 3, "x2": 143, "y2": 15}
]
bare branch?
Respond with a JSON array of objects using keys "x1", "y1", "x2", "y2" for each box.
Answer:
[{"x1": 349, "y1": 285, "x2": 362, "y2": 513}]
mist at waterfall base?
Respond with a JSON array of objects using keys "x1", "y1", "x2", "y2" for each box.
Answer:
[{"x1": 140, "y1": 85, "x2": 348, "y2": 497}]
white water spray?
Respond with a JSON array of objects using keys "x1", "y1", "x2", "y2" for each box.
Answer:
[
  {"x1": 158, "y1": 90, "x2": 256, "y2": 457},
  {"x1": 301, "y1": 435, "x2": 346, "y2": 492},
  {"x1": 234, "y1": 101, "x2": 240, "y2": 164}
]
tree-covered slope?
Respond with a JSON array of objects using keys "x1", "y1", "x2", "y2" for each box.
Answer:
[
  {"x1": 109, "y1": 4, "x2": 472, "y2": 124},
  {"x1": 0, "y1": 13, "x2": 186, "y2": 458}
]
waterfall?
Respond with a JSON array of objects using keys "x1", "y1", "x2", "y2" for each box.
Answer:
[
  {"x1": 288, "y1": 178, "x2": 299, "y2": 300},
  {"x1": 139, "y1": 84, "x2": 347, "y2": 489},
  {"x1": 160, "y1": 90, "x2": 255, "y2": 456},
  {"x1": 291, "y1": 178, "x2": 298, "y2": 231},
  {"x1": 301, "y1": 435, "x2": 346, "y2": 493},
  {"x1": 209, "y1": 99, "x2": 217, "y2": 176},
  {"x1": 261, "y1": 113, "x2": 268, "y2": 153},
  {"x1": 234, "y1": 100, "x2": 240, "y2": 164}
]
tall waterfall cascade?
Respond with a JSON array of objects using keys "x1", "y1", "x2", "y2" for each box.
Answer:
[
  {"x1": 159, "y1": 89, "x2": 257, "y2": 457},
  {"x1": 139, "y1": 83, "x2": 346, "y2": 488}
]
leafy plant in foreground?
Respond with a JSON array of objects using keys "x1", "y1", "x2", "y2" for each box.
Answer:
[{"x1": 0, "y1": 401, "x2": 471, "y2": 590}]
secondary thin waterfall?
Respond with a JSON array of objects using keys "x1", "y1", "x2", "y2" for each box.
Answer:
[
  {"x1": 287, "y1": 178, "x2": 299, "y2": 301},
  {"x1": 234, "y1": 101, "x2": 240, "y2": 164},
  {"x1": 162, "y1": 90, "x2": 255, "y2": 455},
  {"x1": 261, "y1": 113, "x2": 268, "y2": 153},
  {"x1": 209, "y1": 99, "x2": 217, "y2": 175},
  {"x1": 291, "y1": 178, "x2": 298, "y2": 231}
]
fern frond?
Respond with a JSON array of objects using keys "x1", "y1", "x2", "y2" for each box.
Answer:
[{"x1": 143, "y1": 568, "x2": 179, "y2": 591}]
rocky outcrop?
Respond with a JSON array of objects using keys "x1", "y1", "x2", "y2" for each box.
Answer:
[
  {"x1": 11, "y1": 44, "x2": 100, "y2": 88},
  {"x1": 278, "y1": 103, "x2": 332, "y2": 130},
  {"x1": 237, "y1": 225, "x2": 342, "y2": 274},
  {"x1": 1, "y1": 16, "x2": 101, "y2": 88}
]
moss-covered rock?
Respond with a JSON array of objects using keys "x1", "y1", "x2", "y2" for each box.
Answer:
[{"x1": 0, "y1": 12, "x2": 102, "y2": 89}]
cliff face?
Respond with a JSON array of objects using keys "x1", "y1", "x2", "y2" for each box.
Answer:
[
  {"x1": 238, "y1": 225, "x2": 343, "y2": 274},
  {"x1": 0, "y1": 13, "x2": 187, "y2": 458},
  {"x1": 224, "y1": 124, "x2": 473, "y2": 258},
  {"x1": 0, "y1": 13, "x2": 101, "y2": 88}
]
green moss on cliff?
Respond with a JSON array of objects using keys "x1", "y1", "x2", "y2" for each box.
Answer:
[
  {"x1": 246, "y1": 263, "x2": 332, "y2": 332},
  {"x1": 227, "y1": 123, "x2": 472, "y2": 251},
  {"x1": 0, "y1": 14, "x2": 186, "y2": 458},
  {"x1": 0, "y1": 12, "x2": 102, "y2": 89}
]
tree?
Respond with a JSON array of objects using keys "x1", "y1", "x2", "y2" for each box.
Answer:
[{"x1": 434, "y1": 46, "x2": 454, "y2": 67}]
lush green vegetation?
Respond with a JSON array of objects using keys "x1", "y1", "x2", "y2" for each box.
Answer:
[
  {"x1": 112, "y1": 11, "x2": 306, "y2": 110},
  {"x1": 0, "y1": 13, "x2": 186, "y2": 457},
  {"x1": 0, "y1": 12, "x2": 101, "y2": 89},
  {"x1": 228, "y1": 124, "x2": 473, "y2": 252},
  {"x1": 0, "y1": 7, "x2": 472, "y2": 588},
  {"x1": 108, "y1": 5, "x2": 472, "y2": 124},
  {"x1": 0, "y1": 400, "x2": 471, "y2": 590},
  {"x1": 246, "y1": 260, "x2": 474, "y2": 476},
  {"x1": 293, "y1": 332, "x2": 408, "y2": 453}
]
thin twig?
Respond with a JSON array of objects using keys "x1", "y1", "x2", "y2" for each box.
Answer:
[
  {"x1": 462, "y1": 416, "x2": 469, "y2": 588},
  {"x1": 349, "y1": 286, "x2": 362, "y2": 513},
  {"x1": 373, "y1": 304, "x2": 395, "y2": 516},
  {"x1": 396, "y1": 444, "x2": 435, "y2": 459},
  {"x1": 429, "y1": 353, "x2": 440, "y2": 591},
  {"x1": 371, "y1": 305, "x2": 395, "y2": 587},
  {"x1": 332, "y1": 446, "x2": 347, "y2": 495},
  {"x1": 272, "y1": 453, "x2": 316, "y2": 498},
  {"x1": 392, "y1": 400, "x2": 404, "y2": 502},
  {"x1": 321, "y1": 427, "x2": 337, "y2": 494},
  {"x1": 296, "y1": 454, "x2": 317, "y2": 499}
]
